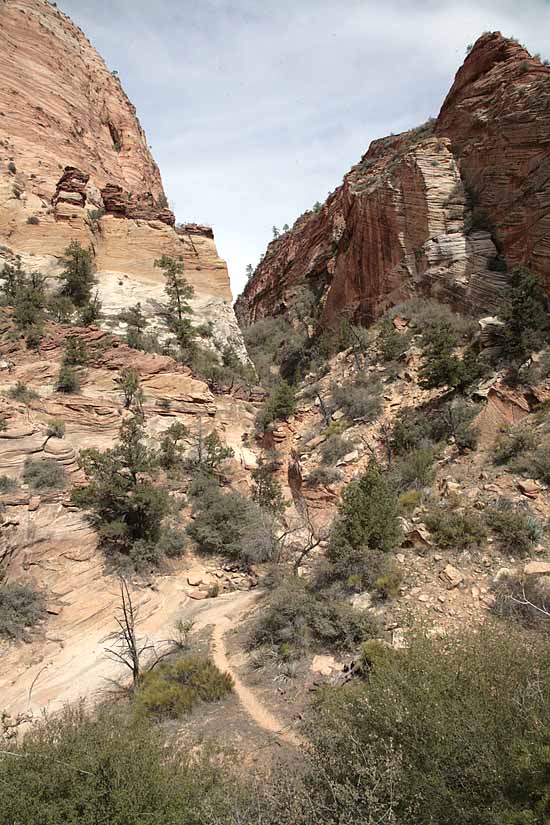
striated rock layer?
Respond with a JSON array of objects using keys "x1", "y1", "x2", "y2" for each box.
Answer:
[
  {"x1": 0, "y1": 0, "x2": 244, "y2": 354},
  {"x1": 236, "y1": 32, "x2": 550, "y2": 329}
]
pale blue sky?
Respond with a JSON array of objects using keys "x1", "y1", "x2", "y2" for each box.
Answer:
[{"x1": 58, "y1": 0, "x2": 550, "y2": 298}]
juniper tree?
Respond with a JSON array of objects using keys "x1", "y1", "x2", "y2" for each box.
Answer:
[{"x1": 59, "y1": 240, "x2": 95, "y2": 307}]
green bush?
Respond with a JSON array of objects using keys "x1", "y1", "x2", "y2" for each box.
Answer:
[
  {"x1": 425, "y1": 505, "x2": 487, "y2": 550},
  {"x1": 327, "y1": 460, "x2": 401, "y2": 587},
  {"x1": 387, "y1": 407, "x2": 431, "y2": 456},
  {"x1": 0, "y1": 474, "x2": 16, "y2": 493},
  {"x1": 251, "y1": 458, "x2": 286, "y2": 513},
  {"x1": 23, "y1": 457, "x2": 67, "y2": 491},
  {"x1": 493, "y1": 572, "x2": 550, "y2": 632},
  {"x1": 493, "y1": 425, "x2": 536, "y2": 465},
  {"x1": 319, "y1": 433, "x2": 355, "y2": 465},
  {"x1": 257, "y1": 381, "x2": 296, "y2": 429},
  {"x1": 56, "y1": 364, "x2": 81, "y2": 393},
  {"x1": 134, "y1": 656, "x2": 233, "y2": 719},
  {"x1": 376, "y1": 317, "x2": 411, "y2": 362},
  {"x1": 159, "y1": 421, "x2": 189, "y2": 475},
  {"x1": 532, "y1": 438, "x2": 550, "y2": 484},
  {"x1": 7, "y1": 380, "x2": 38, "y2": 405},
  {"x1": 486, "y1": 504, "x2": 542, "y2": 556},
  {"x1": 331, "y1": 376, "x2": 382, "y2": 421},
  {"x1": 499, "y1": 266, "x2": 550, "y2": 361},
  {"x1": 302, "y1": 628, "x2": 550, "y2": 825},
  {"x1": 0, "y1": 583, "x2": 45, "y2": 640},
  {"x1": 59, "y1": 240, "x2": 95, "y2": 307},
  {"x1": 248, "y1": 576, "x2": 378, "y2": 658},
  {"x1": 63, "y1": 336, "x2": 88, "y2": 365},
  {"x1": 46, "y1": 419, "x2": 65, "y2": 439},
  {"x1": 391, "y1": 446, "x2": 437, "y2": 491},
  {"x1": 307, "y1": 465, "x2": 342, "y2": 487},
  {"x1": 186, "y1": 483, "x2": 258, "y2": 560},
  {"x1": 157, "y1": 524, "x2": 187, "y2": 558},
  {"x1": 428, "y1": 400, "x2": 480, "y2": 452},
  {"x1": 0, "y1": 704, "x2": 234, "y2": 824},
  {"x1": 419, "y1": 322, "x2": 481, "y2": 390}
]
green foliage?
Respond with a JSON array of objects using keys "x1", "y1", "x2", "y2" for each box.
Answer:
[
  {"x1": 486, "y1": 504, "x2": 542, "y2": 556},
  {"x1": 391, "y1": 446, "x2": 437, "y2": 491},
  {"x1": 327, "y1": 461, "x2": 401, "y2": 587},
  {"x1": 119, "y1": 302, "x2": 148, "y2": 350},
  {"x1": 115, "y1": 367, "x2": 144, "y2": 412},
  {"x1": 47, "y1": 294, "x2": 74, "y2": 323},
  {"x1": 134, "y1": 656, "x2": 233, "y2": 719},
  {"x1": 376, "y1": 317, "x2": 410, "y2": 362},
  {"x1": 257, "y1": 381, "x2": 296, "y2": 429},
  {"x1": 78, "y1": 291, "x2": 102, "y2": 325},
  {"x1": 23, "y1": 457, "x2": 67, "y2": 491},
  {"x1": 56, "y1": 363, "x2": 81, "y2": 393},
  {"x1": 307, "y1": 465, "x2": 341, "y2": 487},
  {"x1": 157, "y1": 524, "x2": 187, "y2": 558},
  {"x1": 304, "y1": 628, "x2": 550, "y2": 825},
  {"x1": 428, "y1": 399, "x2": 480, "y2": 452},
  {"x1": 493, "y1": 572, "x2": 550, "y2": 632},
  {"x1": 532, "y1": 439, "x2": 550, "y2": 485},
  {"x1": 243, "y1": 315, "x2": 305, "y2": 387},
  {"x1": 330, "y1": 375, "x2": 383, "y2": 421},
  {"x1": 46, "y1": 419, "x2": 65, "y2": 439},
  {"x1": 1, "y1": 261, "x2": 46, "y2": 344},
  {"x1": 0, "y1": 704, "x2": 233, "y2": 824},
  {"x1": 0, "y1": 583, "x2": 45, "y2": 640},
  {"x1": 0, "y1": 474, "x2": 16, "y2": 493},
  {"x1": 387, "y1": 407, "x2": 431, "y2": 456},
  {"x1": 59, "y1": 240, "x2": 95, "y2": 307},
  {"x1": 186, "y1": 483, "x2": 258, "y2": 560},
  {"x1": 186, "y1": 427, "x2": 234, "y2": 476},
  {"x1": 419, "y1": 321, "x2": 480, "y2": 390},
  {"x1": 425, "y1": 505, "x2": 488, "y2": 550},
  {"x1": 159, "y1": 421, "x2": 189, "y2": 474},
  {"x1": 493, "y1": 424, "x2": 537, "y2": 466},
  {"x1": 500, "y1": 266, "x2": 550, "y2": 361},
  {"x1": 248, "y1": 576, "x2": 378, "y2": 658},
  {"x1": 72, "y1": 417, "x2": 170, "y2": 568},
  {"x1": 6, "y1": 381, "x2": 38, "y2": 405},
  {"x1": 155, "y1": 255, "x2": 197, "y2": 362},
  {"x1": 251, "y1": 458, "x2": 286, "y2": 513},
  {"x1": 63, "y1": 336, "x2": 88, "y2": 365},
  {"x1": 319, "y1": 433, "x2": 355, "y2": 465}
]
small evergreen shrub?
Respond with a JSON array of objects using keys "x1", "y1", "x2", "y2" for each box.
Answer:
[
  {"x1": 23, "y1": 458, "x2": 67, "y2": 491},
  {"x1": 7, "y1": 381, "x2": 38, "y2": 405},
  {"x1": 391, "y1": 447, "x2": 437, "y2": 491},
  {"x1": 0, "y1": 583, "x2": 45, "y2": 640},
  {"x1": 493, "y1": 425, "x2": 536, "y2": 466},
  {"x1": 46, "y1": 419, "x2": 65, "y2": 439},
  {"x1": 331, "y1": 376, "x2": 382, "y2": 421},
  {"x1": 134, "y1": 656, "x2": 233, "y2": 720},
  {"x1": 157, "y1": 525, "x2": 187, "y2": 558},
  {"x1": 56, "y1": 364, "x2": 81, "y2": 393},
  {"x1": 425, "y1": 505, "x2": 488, "y2": 550},
  {"x1": 186, "y1": 484, "x2": 259, "y2": 560},
  {"x1": 320, "y1": 433, "x2": 355, "y2": 465},
  {"x1": 0, "y1": 475, "x2": 16, "y2": 493},
  {"x1": 486, "y1": 504, "x2": 542, "y2": 557},
  {"x1": 307, "y1": 465, "x2": 342, "y2": 487},
  {"x1": 256, "y1": 381, "x2": 296, "y2": 429}
]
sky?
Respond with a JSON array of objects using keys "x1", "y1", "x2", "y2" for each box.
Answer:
[{"x1": 57, "y1": 0, "x2": 550, "y2": 298}]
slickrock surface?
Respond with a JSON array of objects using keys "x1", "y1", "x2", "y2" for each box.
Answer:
[
  {"x1": 236, "y1": 32, "x2": 550, "y2": 328},
  {"x1": 0, "y1": 0, "x2": 244, "y2": 354}
]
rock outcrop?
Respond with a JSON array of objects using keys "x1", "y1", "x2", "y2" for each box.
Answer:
[
  {"x1": 0, "y1": 0, "x2": 245, "y2": 356},
  {"x1": 236, "y1": 32, "x2": 550, "y2": 329}
]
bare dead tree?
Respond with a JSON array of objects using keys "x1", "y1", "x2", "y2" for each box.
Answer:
[
  {"x1": 104, "y1": 577, "x2": 155, "y2": 691},
  {"x1": 510, "y1": 586, "x2": 550, "y2": 621}
]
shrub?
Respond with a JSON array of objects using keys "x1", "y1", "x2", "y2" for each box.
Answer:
[
  {"x1": 387, "y1": 407, "x2": 431, "y2": 456},
  {"x1": 0, "y1": 475, "x2": 16, "y2": 493},
  {"x1": 428, "y1": 400, "x2": 480, "y2": 452},
  {"x1": 486, "y1": 503, "x2": 542, "y2": 556},
  {"x1": 46, "y1": 419, "x2": 65, "y2": 439},
  {"x1": 72, "y1": 417, "x2": 170, "y2": 568},
  {"x1": 251, "y1": 458, "x2": 286, "y2": 513},
  {"x1": 0, "y1": 583, "x2": 45, "y2": 640},
  {"x1": 63, "y1": 336, "x2": 88, "y2": 365},
  {"x1": 500, "y1": 266, "x2": 550, "y2": 361},
  {"x1": 23, "y1": 457, "x2": 67, "y2": 491},
  {"x1": 0, "y1": 704, "x2": 233, "y2": 824},
  {"x1": 115, "y1": 366, "x2": 144, "y2": 411},
  {"x1": 186, "y1": 484, "x2": 259, "y2": 560},
  {"x1": 373, "y1": 558, "x2": 402, "y2": 599},
  {"x1": 134, "y1": 656, "x2": 233, "y2": 719},
  {"x1": 376, "y1": 317, "x2": 410, "y2": 362},
  {"x1": 79, "y1": 292, "x2": 102, "y2": 325},
  {"x1": 159, "y1": 421, "x2": 189, "y2": 474},
  {"x1": 248, "y1": 576, "x2": 378, "y2": 658},
  {"x1": 391, "y1": 446, "x2": 437, "y2": 491},
  {"x1": 26, "y1": 215, "x2": 39, "y2": 225},
  {"x1": 319, "y1": 433, "x2": 355, "y2": 465},
  {"x1": 257, "y1": 381, "x2": 296, "y2": 429},
  {"x1": 419, "y1": 322, "x2": 480, "y2": 390},
  {"x1": 330, "y1": 376, "x2": 382, "y2": 421},
  {"x1": 59, "y1": 240, "x2": 95, "y2": 307},
  {"x1": 424, "y1": 505, "x2": 487, "y2": 550},
  {"x1": 157, "y1": 524, "x2": 187, "y2": 558},
  {"x1": 327, "y1": 460, "x2": 401, "y2": 587},
  {"x1": 7, "y1": 161, "x2": 16, "y2": 174},
  {"x1": 493, "y1": 424, "x2": 536, "y2": 465},
  {"x1": 303, "y1": 628, "x2": 550, "y2": 825},
  {"x1": 47, "y1": 294, "x2": 74, "y2": 323},
  {"x1": 307, "y1": 465, "x2": 342, "y2": 487},
  {"x1": 493, "y1": 572, "x2": 550, "y2": 632},
  {"x1": 56, "y1": 364, "x2": 80, "y2": 393},
  {"x1": 532, "y1": 438, "x2": 550, "y2": 484},
  {"x1": 6, "y1": 381, "x2": 38, "y2": 405}
]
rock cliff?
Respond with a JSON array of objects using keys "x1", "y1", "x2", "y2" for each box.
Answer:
[
  {"x1": 236, "y1": 32, "x2": 550, "y2": 329},
  {"x1": 0, "y1": 0, "x2": 244, "y2": 354}
]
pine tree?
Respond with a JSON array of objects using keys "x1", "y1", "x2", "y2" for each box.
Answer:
[
  {"x1": 119, "y1": 302, "x2": 147, "y2": 350},
  {"x1": 59, "y1": 241, "x2": 95, "y2": 307}
]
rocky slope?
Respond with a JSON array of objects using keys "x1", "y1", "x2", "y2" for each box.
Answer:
[
  {"x1": 236, "y1": 32, "x2": 550, "y2": 329},
  {"x1": 0, "y1": 0, "x2": 245, "y2": 354}
]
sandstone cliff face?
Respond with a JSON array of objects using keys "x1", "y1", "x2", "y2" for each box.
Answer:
[
  {"x1": 236, "y1": 32, "x2": 550, "y2": 329},
  {"x1": 0, "y1": 0, "x2": 244, "y2": 354}
]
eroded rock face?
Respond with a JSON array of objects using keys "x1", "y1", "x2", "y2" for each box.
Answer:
[
  {"x1": 0, "y1": 0, "x2": 244, "y2": 355},
  {"x1": 236, "y1": 32, "x2": 549, "y2": 329}
]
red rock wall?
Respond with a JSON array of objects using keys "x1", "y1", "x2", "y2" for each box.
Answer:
[{"x1": 236, "y1": 32, "x2": 550, "y2": 329}]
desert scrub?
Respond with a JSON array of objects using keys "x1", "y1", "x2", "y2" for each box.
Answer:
[
  {"x1": 307, "y1": 465, "x2": 342, "y2": 487},
  {"x1": 134, "y1": 656, "x2": 232, "y2": 719},
  {"x1": 46, "y1": 419, "x2": 65, "y2": 439},
  {"x1": 493, "y1": 425, "x2": 536, "y2": 466},
  {"x1": 23, "y1": 457, "x2": 67, "y2": 491},
  {"x1": 391, "y1": 447, "x2": 437, "y2": 491},
  {"x1": 330, "y1": 375, "x2": 383, "y2": 421},
  {"x1": 6, "y1": 381, "x2": 38, "y2": 405},
  {"x1": 485, "y1": 504, "x2": 542, "y2": 556},
  {"x1": 249, "y1": 576, "x2": 378, "y2": 658},
  {"x1": 0, "y1": 583, "x2": 46, "y2": 640},
  {"x1": 0, "y1": 474, "x2": 16, "y2": 493},
  {"x1": 319, "y1": 433, "x2": 355, "y2": 465},
  {"x1": 425, "y1": 505, "x2": 488, "y2": 550}
]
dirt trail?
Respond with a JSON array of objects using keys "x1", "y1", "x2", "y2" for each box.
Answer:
[{"x1": 210, "y1": 612, "x2": 303, "y2": 748}]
